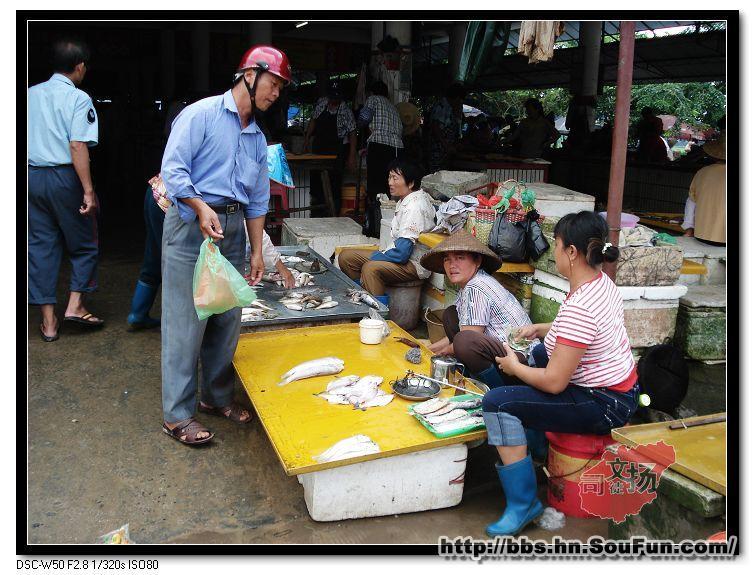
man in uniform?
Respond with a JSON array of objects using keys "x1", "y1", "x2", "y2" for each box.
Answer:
[
  {"x1": 160, "y1": 45, "x2": 292, "y2": 446},
  {"x1": 28, "y1": 39, "x2": 102, "y2": 342}
]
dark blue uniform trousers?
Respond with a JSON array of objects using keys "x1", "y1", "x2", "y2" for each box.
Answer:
[{"x1": 28, "y1": 166, "x2": 99, "y2": 305}]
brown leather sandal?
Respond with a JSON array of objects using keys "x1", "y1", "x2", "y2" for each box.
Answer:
[
  {"x1": 162, "y1": 418, "x2": 215, "y2": 445},
  {"x1": 198, "y1": 402, "x2": 253, "y2": 424}
]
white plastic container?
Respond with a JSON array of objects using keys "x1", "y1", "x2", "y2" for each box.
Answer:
[{"x1": 359, "y1": 318, "x2": 384, "y2": 344}]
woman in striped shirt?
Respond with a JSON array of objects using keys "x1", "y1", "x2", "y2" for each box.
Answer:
[
  {"x1": 420, "y1": 230, "x2": 538, "y2": 390},
  {"x1": 480, "y1": 211, "x2": 639, "y2": 537}
]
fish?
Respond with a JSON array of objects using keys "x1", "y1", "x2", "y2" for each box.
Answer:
[
  {"x1": 250, "y1": 300, "x2": 274, "y2": 311},
  {"x1": 325, "y1": 375, "x2": 360, "y2": 392},
  {"x1": 424, "y1": 408, "x2": 470, "y2": 425},
  {"x1": 317, "y1": 375, "x2": 389, "y2": 410},
  {"x1": 413, "y1": 397, "x2": 450, "y2": 416},
  {"x1": 432, "y1": 417, "x2": 483, "y2": 434},
  {"x1": 317, "y1": 392, "x2": 350, "y2": 405},
  {"x1": 451, "y1": 398, "x2": 483, "y2": 410},
  {"x1": 315, "y1": 301, "x2": 339, "y2": 310},
  {"x1": 346, "y1": 289, "x2": 381, "y2": 310},
  {"x1": 359, "y1": 392, "x2": 394, "y2": 408},
  {"x1": 310, "y1": 259, "x2": 321, "y2": 272},
  {"x1": 312, "y1": 434, "x2": 380, "y2": 463},
  {"x1": 278, "y1": 357, "x2": 345, "y2": 386},
  {"x1": 281, "y1": 256, "x2": 305, "y2": 264},
  {"x1": 284, "y1": 303, "x2": 303, "y2": 311}
]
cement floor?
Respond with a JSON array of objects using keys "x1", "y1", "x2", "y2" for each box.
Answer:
[{"x1": 26, "y1": 240, "x2": 726, "y2": 545}]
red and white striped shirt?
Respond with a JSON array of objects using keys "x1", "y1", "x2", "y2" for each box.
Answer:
[{"x1": 543, "y1": 272, "x2": 636, "y2": 390}]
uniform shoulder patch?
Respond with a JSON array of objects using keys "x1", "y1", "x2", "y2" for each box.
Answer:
[{"x1": 87, "y1": 108, "x2": 96, "y2": 124}]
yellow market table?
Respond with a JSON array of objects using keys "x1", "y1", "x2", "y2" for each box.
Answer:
[{"x1": 233, "y1": 321, "x2": 485, "y2": 521}]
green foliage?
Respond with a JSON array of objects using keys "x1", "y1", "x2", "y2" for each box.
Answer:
[{"x1": 472, "y1": 81, "x2": 726, "y2": 134}]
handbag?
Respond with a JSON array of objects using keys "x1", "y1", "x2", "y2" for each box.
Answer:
[
  {"x1": 525, "y1": 210, "x2": 549, "y2": 261},
  {"x1": 488, "y1": 216, "x2": 527, "y2": 263}
]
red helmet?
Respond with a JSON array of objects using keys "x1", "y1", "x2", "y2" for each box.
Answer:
[{"x1": 237, "y1": 45, "x2": 292, "y2": 86}]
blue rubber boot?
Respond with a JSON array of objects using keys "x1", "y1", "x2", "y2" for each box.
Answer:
[
  {"x1": 486, "y1": 455, "x2": 544, "y2": 537},
  {"x1": 127, "y1": 281, "x2": 160, "y2": 330},
  {"x1": 476, "y1": 364, "x2": 505, "y2": 390}
]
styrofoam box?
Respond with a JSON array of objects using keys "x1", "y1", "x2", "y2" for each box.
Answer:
[
  {"x1": 282, "y1": 217, "x2": 375, "y2": 260},
  {"x1": 298, "y1": 443, "x2": 468, "y2": 521},
  {"x1": 533, "y1": 270, "x2": 688, "y2": 302},
  {"x1": 523, "y1": 183, "x2": 595, "y2": 218}
]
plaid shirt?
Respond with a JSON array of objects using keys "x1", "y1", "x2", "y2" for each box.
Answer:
[
  {"x1": 312, "y1": 98, "x2": 357, "y2": 142},
  {"x1": 455, "y1": 270, "x2": 534, "y2": 344},
  {"x1": 363, "y1": 95, "x2": 404, "y2": 149}
]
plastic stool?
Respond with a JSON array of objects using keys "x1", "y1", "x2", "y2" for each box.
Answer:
[{"x1": 266, "y1": 181, "x2": 291, "y2": 243}]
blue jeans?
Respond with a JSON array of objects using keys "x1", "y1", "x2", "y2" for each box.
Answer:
[
  {"x1": 139, "y1": 186, "x2": 166, "y2": 287},
  {"x1": 482, "y1": 344, "x2": 639, "y2": 446}
]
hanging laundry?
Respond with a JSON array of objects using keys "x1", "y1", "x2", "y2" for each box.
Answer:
[{"x1": 518, "y1": 21, "x2": 565, "y2": 64}]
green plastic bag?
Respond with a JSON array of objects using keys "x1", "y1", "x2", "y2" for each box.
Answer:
[{"x1": 193, "y1": 238, "x2": 256, "y2": 320}]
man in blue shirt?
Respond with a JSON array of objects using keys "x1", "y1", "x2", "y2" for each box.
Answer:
[
  {"x1": 160, "y1": 45, "x2": 293, "y2": 446},
  {"x1": 28, "y1": 39, "x2": 101, "y2": 342}
]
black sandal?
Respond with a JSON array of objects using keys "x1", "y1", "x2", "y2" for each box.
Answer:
[
  {"x1": 162, "y1": 418, "x2": 215, "y2": 446},
  {"x1": 39, "y1": 323, "x2": 59, "y2": 342}
]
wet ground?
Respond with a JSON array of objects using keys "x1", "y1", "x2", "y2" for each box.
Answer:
[{"x1": 25, "y1": 236, "x2": 726, "y2": 545}]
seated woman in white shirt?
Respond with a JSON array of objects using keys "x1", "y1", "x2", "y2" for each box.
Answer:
[{"x1": 338, "y1": 159, "x2": 436, "y2": 300}]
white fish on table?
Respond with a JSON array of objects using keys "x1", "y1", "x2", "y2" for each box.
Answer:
[
  {"x1": 413, "y1": 397, "x2": 450, "y2": 416},
  {"x1": 432, "y1": 416, "x2": 483, "y2": 434},
  {"x1": 325, "y1": 375, "x2": 360, "y2": 393},
  {"x1": 278, "y1": 357, "x2": 345, "y2": 386},
  {"x1": 359, "y1": 392, "x2": 394, "y2": 408},
  {"x1": 424, "y1": 408, "x2": 470, "y2": 425},
  {"x1": 452, "y1": 398, "x2": 483, "y2": 410},
  {"x1": 317, "y1": 392, "x2": 351, "y2": 405},
  {"x1": 313, "y1": 434, "x2": 380, "y2": 463}
]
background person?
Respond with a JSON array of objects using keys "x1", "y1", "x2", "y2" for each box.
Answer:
[
  {"x1": 28, "y1": 38, "x2": 102, "y2": 342},
  {"x1": 338, "y1": 159, "x2": 434, "y2": 298},
  {"x1": 357, "y1": 80, "x2": 404, "y2": 238},
  {"x1": 682, "y1": 132, "x2": 726, "y2": 245},
  {"x1": 427, "y1": 82, "x2": 466, "y2": 172},
  {"x1": 480, "y1": 211, "x2": 638, "y2": 537},
  {"x1": 503, "y1": 97, "x2": 559, "y2": 159},
  {"x1": 304, "y1": 80, "x2": 357, "y2": 217}
]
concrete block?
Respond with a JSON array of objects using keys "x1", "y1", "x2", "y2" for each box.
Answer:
[
  {"x1": 675, "y1": 286, "x2": 726, "y2": 361},
  {"x1": 421, "y1": 170, "x2": 488, "y2": 200},
  {"x1": 700, "y1": 256, "x2": 726, "y2": 286},
  {"x1": 535, "y1": 228, "x2": 683, "y2": 286},
  {"x1": 641, "y1": 284, "x2": 689, "y2": 301},
  {"x1": 676, "y1": 236, "x2": 727, "y2": 260},
  {"x1": 616, "y1": 245, "x2": 684, "y2": 286},
  {"x1": 680, "y1": 285, "x2": 726, "y2": 308},
  {"x1": 282, "y1": 217, "x2": 374, "y2": 260},
  {"x1": 532, "y1": 271, "x2": 684, "y2": 349},
  {"x1": 299, "y1": 444, "x2": 468, "y2": 521}
]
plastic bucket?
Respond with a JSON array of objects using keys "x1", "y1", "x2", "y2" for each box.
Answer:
[
  {"x1": 359, "y1": 318, "x2": 385, "y2": 345},
  {"x1": 545, "y1": 431, "x2": 616, "y2": 518},
  {"x1": 384, "y1": 280, "x2": 423, "y2": 331},
  {"x1": 599, "y1": 211, "x2": 640, "y2": 229},
  {"x1": 424, "y1": 308, "x2": 446, "y2": 343}
]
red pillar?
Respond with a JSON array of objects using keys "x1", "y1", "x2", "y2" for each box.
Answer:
[{"x1": 604, "y1": 21, "x2": 636, "y2": 281}]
